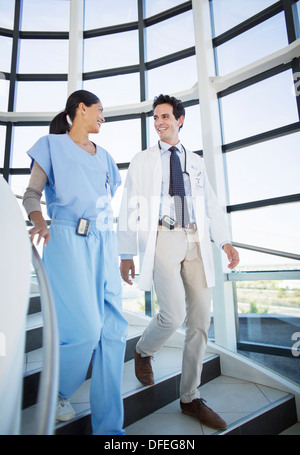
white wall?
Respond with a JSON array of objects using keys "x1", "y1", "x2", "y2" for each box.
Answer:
[{"x1": 0, "y1": 176, "x2": 31, "y2": 434}]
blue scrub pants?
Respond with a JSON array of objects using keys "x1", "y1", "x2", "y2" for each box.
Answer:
[{"x1": 42, "y1": 219, "x2": 128, "y2": 435}]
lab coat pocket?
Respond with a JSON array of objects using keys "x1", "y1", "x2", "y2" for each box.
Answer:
[{"x1": 192, "y1": 171, "x2": 204, "y2": 195}]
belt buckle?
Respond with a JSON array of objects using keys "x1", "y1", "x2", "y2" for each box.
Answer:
[
  {"x1": 185, "y1": 223, "x2": 196, "y2": 231},
  {"x1": 76, "y1": 218, "x2": 91, "y2": 236}
]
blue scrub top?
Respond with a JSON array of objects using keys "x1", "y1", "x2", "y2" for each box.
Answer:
[{"x1": 27, "y1": 134, "x2": 121, "y2": 223}]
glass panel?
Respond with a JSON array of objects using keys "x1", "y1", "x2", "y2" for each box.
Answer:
[
  {"x1": 148, "y1": 104, "x2": 203, "y2": 151},
  {"x1": 215, "y1": 13, "x2": 288, "y2": 75},
  {"x1": 238, "y1": 350, "x2": 300, "y2": 384},
  {"x1": 220, "y1": 70, "x2": 299, "y2": 144},
  {"x1": 0, "y1": 77, "x2": 9, "y2": 111},
  {"x1": 0, "y1": 0, "x2": 15, "y2": 29},
  {"x1": 9, "y1": 173, "x2": 31, "y2": 198},
  {"x1": 146, "y1": 11, "x2": 194, "y2": 61},
  {"x1": 84, "y1": 73, "x2": 140, "y2": 107},
  {"x1": 147, "y1": 55, "x2": 197, "y2": 100},
  {"x1": 122, "y1": 281, "x2": 146, "y2": 314},
  {"x1": 296, "y1": 1, "x2": 300, "y2": 36},
  {"x1": 230, "y1": 202, "x2": 300, "y2": 256},
  {"x1": 236, "y1": 276, "x2": 300, "y2": 384},
  {"x1": 21, "y1": 0, "x2": 70, "y2": 31},
  {"x1": 11, "y1": 126, "x2": 50, "y2": 168},
  {"x1": 225, "y1": 133, "x2": 300, "y2": 206},
  {"x1": 18, "y1": 39, "x2": 69, "y2": 74},
  {"x1": 0, "y1": 36, "x2": 13, "y2": 73},
  {"x1": 15, "y1": 81, "x2": 68, "y2": 112},
  {"x1": 236, "y1": 279, "x2": 300, "y2": 322},
  {"x1": 89, "y1": 118, "x2": 141, "y2": 164},
  {"x1": 179, "y1": 104, "x2": 203, "y2": 151},
  {"x1": 84, "y1": 30, "x2": 139, "y2": 72},
  {"x1": 0, "y1": 125, "x2": 6, "y2": 167},
  {"x1": 211, "y1": 0, "x2": 278, "y2": 36},
  {"x1": 84, "y1": 0, "x2": 138, "y2": 29},
  {"x1": 294, "y1": 0, "x2": 300, "y2": 27},
  {"x1": 145, "y1": 0, "x2": 185, "y2": 18}
]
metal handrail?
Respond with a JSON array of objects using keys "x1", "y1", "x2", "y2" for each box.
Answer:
[
  {"x1": 31, "y1": 245, "x2": 59, "y2": 435},
  {"x1": 232, "y1": 242, "x2": 300, "y2": 262}
]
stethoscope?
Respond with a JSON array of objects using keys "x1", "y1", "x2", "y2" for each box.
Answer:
[{"x1": 158, "y1": 141, "x2": 190, "y2": 177}]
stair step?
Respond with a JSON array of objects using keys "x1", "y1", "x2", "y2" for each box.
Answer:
[
  {"x1": 123, "y1": 353, "x2": 220, "y2": 428},
  {"x1": 222, "y1": 394, "x2": 296, "y2": 435},
  {"x1": 280, "y1": 422, "x2": 300, "y2": 435},
  {"x1": 25, "y1": 312, "x2": 43, "y2": 353},
  {"x1": 28, "y1": 294, "x2": 41, "y2": 315}
]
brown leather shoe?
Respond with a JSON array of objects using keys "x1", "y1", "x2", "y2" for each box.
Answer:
[
  {"x1": 134, "y1": 349, "x2": 154, "y2": 386},
  {"x1": 180, "y1": 398, "x2": 227, "y2": 430}
]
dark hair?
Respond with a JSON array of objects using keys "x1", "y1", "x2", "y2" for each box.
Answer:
[
  {"x1": 153, "y1": 94, "x2": 185, "y2": 130},
  {"x1": 49, "y1": 89, "x2": 100, "y2": 134}
]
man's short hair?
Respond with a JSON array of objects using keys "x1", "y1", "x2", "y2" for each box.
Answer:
[{"x1": 153, "y1": 94, "x2": 185, "y2": 130}]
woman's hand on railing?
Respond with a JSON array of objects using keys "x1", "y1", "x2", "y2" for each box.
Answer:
[{"x1": 28, "y1": 211, "x2": 50, "y2": 247}]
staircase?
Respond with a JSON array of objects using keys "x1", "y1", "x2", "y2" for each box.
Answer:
[{"x1": 21, "y1": 290, "x2": 300, "y2": 436}]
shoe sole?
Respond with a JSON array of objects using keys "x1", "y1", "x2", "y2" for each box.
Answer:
[
  {"x1": 181, "y1": 409, "x2": 227, "y2": 430},
  {"x1": 56, "y1": 412, "x2": 76, "y2": 422},
  {"x1": 136, "y1": 375, "x2": 155, "y2": 386}
]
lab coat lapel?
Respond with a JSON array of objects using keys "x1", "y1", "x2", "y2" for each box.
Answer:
[
  {"x1": 149, "y1": 144, "x2": 162, "y2": 197},
  {"x1": 138, "y1": 145, "x2": 161, "y2": 290}
]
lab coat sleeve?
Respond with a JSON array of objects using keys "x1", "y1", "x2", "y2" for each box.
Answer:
[
  {"x1": 117, "y1": 156, "x2": 140, "y2": 257},
  {"x1": 202, "y1": 163, "x2": 231, "y2": 249}
]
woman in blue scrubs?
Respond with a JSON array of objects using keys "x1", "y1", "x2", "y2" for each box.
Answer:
[{"x1": 23, "y1": 90, "x2": 128, "y2": 435}]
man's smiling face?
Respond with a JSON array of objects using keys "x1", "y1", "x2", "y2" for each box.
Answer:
[{"x1": 154, "y1": 103, "x2": 184, "y2": 146}]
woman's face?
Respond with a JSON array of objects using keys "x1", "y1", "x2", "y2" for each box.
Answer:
[{"x1": 79, "y1": 101, "x2": 105, "y2": 134}]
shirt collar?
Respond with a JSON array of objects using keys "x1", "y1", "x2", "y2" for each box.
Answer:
[{"x1": 159, "y1": 140, "x2": 183, "y2": 155}]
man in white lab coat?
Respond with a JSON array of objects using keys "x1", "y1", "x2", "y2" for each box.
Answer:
[{"x1": 117, "y1": 94, "x2": 239, "y2": 430}]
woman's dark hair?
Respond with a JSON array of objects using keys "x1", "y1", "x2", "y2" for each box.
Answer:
[
  {"x1": 49, "y1": 90, "x2": 100, "y2": 134},
  {"x1": 152, "y1": 94, "x2": 185, "y2": 130}
]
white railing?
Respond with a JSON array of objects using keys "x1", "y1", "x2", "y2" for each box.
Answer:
[
  {"x1": 0, "y1": 176, "x2": 59, "y2": 435},
  {"x1": 31, "y1": 245, "x2": 59, "y2": 435},
  {"x1": 0, "y1": 176, "x2": 31, "y2": 434}
]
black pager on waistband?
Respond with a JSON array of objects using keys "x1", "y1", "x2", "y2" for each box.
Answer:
[
  {"x1": 76, "y1": 218, "x2": 91, "y2": 236},
  {"x1": 161, "y1": 215, "x2": 176, "y2": 230}
]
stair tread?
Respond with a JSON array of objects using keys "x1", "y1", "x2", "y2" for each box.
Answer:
[
  {"x1": 280, "y1": 422, "x2": 300, "y2": 435},
  {"x1": 26, "y1": 312, "x2": 43, "y2": 331},
  {"x1": 21, "y1": 315, "x2": 298, "y2": 435}
]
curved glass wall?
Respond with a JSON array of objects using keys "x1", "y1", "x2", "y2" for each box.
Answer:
[{"x1": 211, "y1": 0, "x2": 300, "y2": 383}]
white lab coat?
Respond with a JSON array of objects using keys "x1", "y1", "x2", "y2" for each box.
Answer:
[{"x1": 117, "y1": 144, "x2": 231, "y2": 290}]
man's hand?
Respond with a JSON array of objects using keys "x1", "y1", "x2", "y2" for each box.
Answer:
[
  {"x1": 120, "y1": 259, "x2": 135, "y2": 285},
  {"x1": 223, "y1": 243, "x2": 239, "y2": 270}
]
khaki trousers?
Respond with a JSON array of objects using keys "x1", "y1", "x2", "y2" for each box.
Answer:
[{"x1": 136, "y1": 225, "x2": 212, "y2": 403}]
